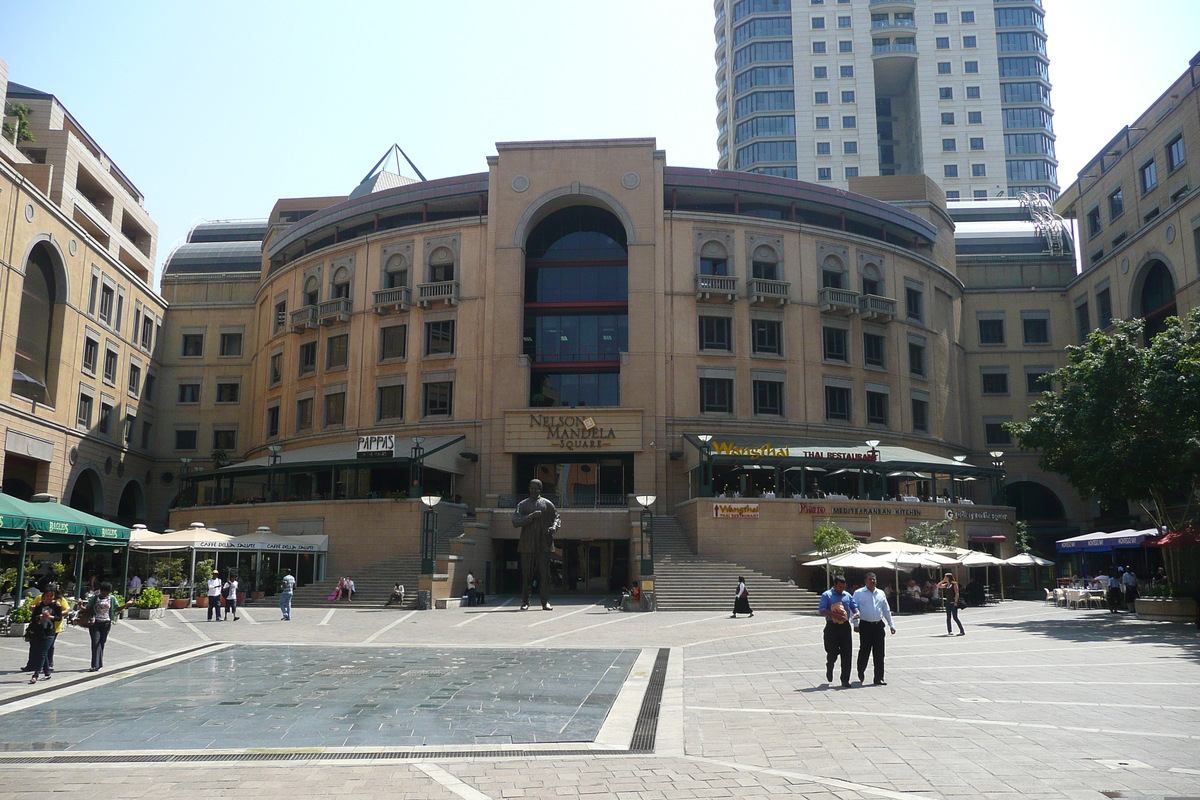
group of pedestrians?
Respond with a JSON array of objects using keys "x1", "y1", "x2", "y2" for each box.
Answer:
[
  {"x1": 204, "y1": 570, "x2": 241, "y2": 621},
  {"x1": 21, "y1": 582, "x2": 131, "y2": 681}
]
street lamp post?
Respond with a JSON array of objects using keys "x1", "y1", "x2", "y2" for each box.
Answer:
[
  {"x1": 420, "y1": 494, "x2": 441, "y2": 576},
  {"x1": 635, "y1": 494, "x2": 657, "y2": 576},
  {"x1": 952, "y1": 454, "x2": 967, "y2": 503},
  {"x1": 989, "y1": 450, "x2": 1005, "y2": 504},
  {"x1": 267, "y1": 445, "x2": 283, "y2": 501},
  {"x1": 15, "y1": 524, "x2": 40, "y2": 600},
  {"x1": 697, "y1": 434, "x2": 713, "y2": 496},
  {"x1": 180, "y1": 457, "x2": 194, "y2": 507},
  {"x1": 865, "y1": 439, "x2": 881, "y2": 499},
  {"x1": 410, "y1": 437, "x2": 426, "y2": 498}
]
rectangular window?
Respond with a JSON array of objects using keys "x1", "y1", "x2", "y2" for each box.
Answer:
[
  {"x1": 218, "y1": 332, "x2": 242, "y2": 357},
  {"x1": 822, "y1": 326, "x2": 848, "y2": 361},
  {"x1": 753, "y1": 380, "x2": 783, "y2": 416},
  {"x1": 178, "y1": 382, "x2": 200, "y2": 403},
  {"x1": 969, "y1": 137, "x2": 984, "y2": 151},
  {"x1": 380, "y1": 325, "x2": 407, "y2": 361},
  {"x1": 216, "y1": 382, "x2": 240, "y2": 403},
  {"x1": 946, "y1": 191, "x2": 960, "y2": 199},
  {"x1": 181, "y1": 333, "x2": 204, "y2": 357},
  {"x1": 944, "y1": 164, "x2": 959, "y2": 178},
  {"x1": 266, "y1": 405, "x2": 280, "y2": 438},
  {"x1": 966, "y1": 86, "x2": 981, "y2": 99},
  {"x1": 699, "y1": 377, "x2": 734, "y2": 414},
  {"x1": 934, "y1": 12, "x2": 947, "y2": 24},
  {"x1": 751, "y1": 319, "x2": 782, "y2": 355},
  {"x1": 1140, "y1": 159, "x2": 1158, "y2": 192},
  {"x1": 273, "y1": 301, "x2": 287, "y2": 334},
  {"x1": 961, "y1": 10, "x2": 975, "y2": 23},
  {"x1": 815, "y1": 91, "x2": 829, "y2": 105},
  {"x1": 299, "y1": 342, "x2": 317, "y2": 375},
  {"x1": 824, "y1": 385, "x2": 850, "y2": 421},
  {"x1": 102, "y1": 349, "x2": 118, "y2": 385},
  {"x1": 97, "y1": 402, "x2": 112, "y2": 435},
  {"x1": 985, "y1": 422, "x2": 1013, "y2": 446},
  {"x1": 141, "y1": 316, "x2": 154, "y2": 350},
  {"x1": 140, "y1": 420, "x2": 153, "y2": 450},
  {"x1": 841, "y1": 90, "x2": 855, "y2": 103},
  {"x1": 840, "y1": 65, "x2": 854, "y2": 78},
  {"x1": 1097, "y1": 288, "x2": 1113, "y2": 328},
  {"x1": 326, "y1": 334, "x2": 349, "y2": 369},
  {"x1": 269, "y1": 353, "x2": 282, "y2": 385},
  {"x1": 699, "y1": 316, "x2": 733, "y2": 351},
  {"x1": 941, "y1": 113, "x2": 955, "y2": 125},
  {"x1": 837, "y1": 14, "x2": 850, "y2": 27},
  {"x1": 700, "y1": 257, "x2": 728, "y2": 276},
  {"x1": 843, "y1": 140, "x2": 857, "y2": 154},
  {"x1": 88, "y1": 275, "x2": 98, "y2": 316},
  {"x1": 863, "y1": 332, "x2": 885, "y2": 367},
  {"x1": 981, "y1": 372, "x2": 1009, "y2": 395},
  {"x1": 964, "y1": 61, "x2": 979, "y2": 74},
  {"x1": 817, "y1": 141, "x2": 831, "y2": 155},
  {"x1": 1108, "y1": 187, "x2": 1124, "y2": 219},
  {"x1": 1167, "y1": 136, "x2": 1186, "y2": 171},
  {"x1": 174, "y1": 429, "x2": 197, "y2": 451},
  {"x1": 838, "y1": 40, "x2": 852, "y2": 53},
  {"x1": 842, "y1": 115, "x2": 856, "y2": 129},
  {"x1": 818, "y1": 167, "x2": 832, "y2": 181},
  {"x1": 77, "y1": 393, "x2": 93, "y2": 429},
  {"x1": 935, "y1": 37, "x2": 950, "y2": 49},
  {"x1": 905, "y1": 287, "x2": 923, "y2": 322},
  {"x1": 813, "y1": 66, "x2": 827, "y2": 79},
  {"x1": 942, "y1": 138, "x2": 957, "y2": 152},
  {"x1": 423, "y1": 381, "x2": 454, "y2": 417},
  {"x1": 1087, "y1": 206, "x2": 1102, "y2": 237},
  {"x1": 911, "y1": 397, "x2": 928, "y2": 432},
  {"x1": 845, "y1": 166, "x2": 858, "y2": 178},
  {"x1": 812, "y1": 41, "x2": 826, "y2": 54},
  {"x1": 378, "y1": 384, "x2": 405, "y2": 421},
  {"x1": 98, "y1": 285, "x2": 115, "y2": 325},
  {"x1": 978, "y1": 318, "x2": 1005, "y2": 345},
  {"x1": 811, "y1": 16, "x2": 825, "y2": 28},
  {"x1": 940, "y1": 87, "x2": 953, "y2": 100},
  {"x1": 816, "y1": 116, "x2": 830, "y2": 129},
  {"x1": 323, "y1": 392, "x2": 346, "y2": 427},
  {"x1": 973, "y1": 190, "x2": 988, "y2": 199},
  {"x1": 82, "y1": 338, "x2": 99, "y2": 375},
  {"x1": 1075, "y1": 302, "x2": 1090, "y2": 343},
  {"x1": 1022, "y1": 317, "x2": 1049, "y2": 344},
  {"x1": 296, "y1": 397, "x2": 313, "y2": 431},
  {"x1": 937, "y1": 61, "x2": 951, "y2": 75},
  {"x1": 114, "y1": 294, "x2": 124, "y2": 333},
  {"x1": 210, "y1": 428, "x2": 235, "y2": 451},
  {"x1": 1026, "y1": 371, "x2": 1051, "y2": 394},
  {"x1": 866, "y1": 391, "x2": 889, "y2": 425},
  {"x1": 908, "y1": 342, "x2": 925, "y2": 377},
  {"x1": 425, "y1": 320, "x2": 455, "y2": 356},
  {"x1": 968, "y1": 111, "x2": 982, "y2": 124},
  {"x1": 963, "y1": 35, "x2": 977, "y2": 48},
  {"x1": 144, "y1": 373, "x2": 156, "y2": 403},
  {"x1": 128, "y1": 363, "x2": 141, "y2": 397},
  {"x1": 972, "y1": 163, "x2": 987, "y2": 177}
]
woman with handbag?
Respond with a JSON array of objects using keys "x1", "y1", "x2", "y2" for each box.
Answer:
[
  {"x1": 731, "y1": 576, "x2": 753, "y2": 618},
  {"x1": 84, "y1": 582, "x2": 131, "y2": 672},
  {"x1": 937, "y1": 573, "x2": 965, "y2": 636},
  {"x1": 26, "y1": 589, "x2": 63, "y2": 683}
]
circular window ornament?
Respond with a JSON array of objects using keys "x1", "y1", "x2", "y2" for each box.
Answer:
[
  {"x1": 621, "y1": 171, "x2": 641, "y2": 190},
  {"x1": 1165, "y1": 225, "x2": 1176, "y2": 243},
  {"x1": 161, "y1": 471, "x2": 175, "y2": 486},
  {"x1": 105, "y1": 457, "x2": 113, "y2": 475},
  {"x1": 69, "y1": 238, "x2": 78, "y2": 256},
  {"x1": 24, "y1": 203, "x2": 34, "y2": 222},
  {"x1": 69, "y1": 447, "x2": 79, "y2": 466},
  {"x1": 1120, "y1": 257, "x2": 1130, "y2": 274},
  {"x1": 511, "y1": 174, "x2": 530, "y2": 193}
]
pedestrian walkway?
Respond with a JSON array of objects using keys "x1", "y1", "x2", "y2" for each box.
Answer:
[{"x1": 1, "y1": 599, "x2": 1197, "y2": 799}]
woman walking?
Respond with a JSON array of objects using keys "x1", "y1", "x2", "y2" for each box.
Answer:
[
  {"x1": 223, "y1": 572, "x2": 240, "y2": 621},
  {"x1": 26, "y1": 589, "x2": 63, "y2": 683},
  {"x1": 84, "y1": 582, "x2": 129, "y2": 672},
  {"x1": 731, "y1": 576, "x2": 753, "y2": 618},
  {"x1": 937, "y1": 572, "x2": 965, "y2": 636}
]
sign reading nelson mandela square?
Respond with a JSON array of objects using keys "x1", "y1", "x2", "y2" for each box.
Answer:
[{"x1": 502, "y1": 409, "x2": 643, "y2": 453}]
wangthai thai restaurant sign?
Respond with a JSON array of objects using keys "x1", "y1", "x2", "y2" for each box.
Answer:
[
  {"x1": 713, "y1": 503, "x2": 760, "y2": 519},
  {"x1": 708, "y1": 441, "x2": 877, "y2": 461},
  {"x1": 504, "y1": 409, "x2": 643, "y2": 453}
]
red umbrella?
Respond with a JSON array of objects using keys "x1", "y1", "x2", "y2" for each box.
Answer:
[{"x1": 1144, "y1": 526, "x2": 1200, "y2": 547}]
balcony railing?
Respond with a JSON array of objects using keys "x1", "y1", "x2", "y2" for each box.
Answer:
[
  {"x1": 871, "y1": 18, "x2": 916, "y2": 28},
  {"x1": 372, "y1": 286, "x2": 411, "y2": 314},
  {"x1": 819, "y1": 286, "x2": 860, "y2": 315},
  {"x1": 290, "y1": 305, "x2": 318, "y2": 331},
  {"x1": 747, "y1": 278, "x2": 791, "y2": 305},
  {"x1": 318, "y1": 296, "x2": 353, "y2": 324},
  {"x1": 859, "y1": 293, "x2": 897, "y2": 321},
  {"x1": 417, "y1": 280, "x2": 460, "y2": 308},
  {"x1": 874, "y1": 42, "x2": 918, "y2": 54},
  {"x1": 695, "y1": 273, "x2": 739, "y2": 302},
  {"x1": 870, "y1": 0, "x2": 916, "y2": 5},
  {"x1": 526, "y1": 344, "x2": 626, "y2": 364}
]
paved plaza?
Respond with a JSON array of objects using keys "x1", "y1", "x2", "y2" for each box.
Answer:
[{"x1": 1, "y1": 598, "x2": 1198, "y2": 799}]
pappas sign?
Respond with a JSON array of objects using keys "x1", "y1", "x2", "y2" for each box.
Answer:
[{"x1": 357, "y1": 434, "x2": 395, "y2": 459}]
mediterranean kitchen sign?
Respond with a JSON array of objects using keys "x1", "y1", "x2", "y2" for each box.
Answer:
[{"x1": 503, "y1": 409, "x2": 643, "y2": 453}]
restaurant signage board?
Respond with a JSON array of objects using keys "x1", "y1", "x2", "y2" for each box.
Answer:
[
  {"x1": 713, "y1": 503, "x2": 760, "y2": 519},
  {"x1": 357, "y1": 434, "x2": 395, "y2": 459},
  {"x1": 709, "y1": 441, "x2": 877, "y2": 461},
  {"x1": 504, "y1": 409, "x2": 643, "y2": 453}
]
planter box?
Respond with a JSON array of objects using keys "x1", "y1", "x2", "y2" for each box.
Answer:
[
  {"x1": 133, "y1": 607, "x2": 165, "y2": 620},
  {"x1": 169, "y1": 598, "x2": 190, "y2": 609},
  {"x1": 4, "y1": 623, "x2": 26, "y2": 637},
  {"x1": 1134, "y1": 597, "x2": 1198, "y2": 622},
  {"x1": 250, "y1": 591, "x2": 265, "y2": 600}
]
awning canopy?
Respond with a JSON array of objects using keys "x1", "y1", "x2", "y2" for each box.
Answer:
[
  {"x1": 0, "y1": 495, "x2": 130, "y2": 546},
  {"x1": 1143, "y1": 526, "x2": 1200, "y2": 548},
  {"x1": 1056, "y1": 528, "x2": 1160, "y2": 552},
  {"x1": 131, "y1": 526, "x2": 327, "y2": 553},
  {"x1": 186, "y1": 434, "x2": 469, "y2": 480}
]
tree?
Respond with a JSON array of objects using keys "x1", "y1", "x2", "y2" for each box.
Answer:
[
  {"x1": 1012, "y1": 520, "x2": 1032, "y2": 555},
  {"x1": 2, "y1": 103, "x2": 35, "y2": 144},
  {"x1": 903, "y1": 520, "x2": 958, "y2": 550},
  {"x1": 812, "y1": 519, "x2": 857, "y2": 589}
]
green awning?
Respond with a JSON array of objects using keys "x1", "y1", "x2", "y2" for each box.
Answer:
[
  {"x1": 0, "y1": 493, "x2": 31, "y2": 532},
  {"x1": 0, "y1": 495, "x2": 130, "y2": 545}
]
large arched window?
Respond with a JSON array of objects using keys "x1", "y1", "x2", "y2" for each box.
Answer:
[
  {"x1": 304, "y1": 276, "x2": 319, "y2": 307},
  {"x1": 861, "y1": 262, "x2": 883, "y2": 296},
  {"x1": 1138, "y1": 260, "x2": 1176, "y2": 342},
  {"x1": 1004, "y1": 481, "x2": 1065, "y2": 522},
  {"x1": 751, "y1": 244, "x2": 780, "y2": 280},
  {"x1": 821, "y1": 254, "x2": 846, "y2": 289},
  {"x1": 13, "y1": 243, "x2": 60, "y2": 404},
  {"x1": 117, "y1": 480, "x2": 146, "y2": 523},
  {"x1": 330, "y1": 266, "x2": 351, "y2": 299},
  {"x1": 429, "y1": 247, "x2": 456, "y2": 283},
  {"x1": 384, "y1": 254, "x2": 409, "y2": 289},
  {"x1": 69, "y1": 469, "x2": 104, "y2": 515}
]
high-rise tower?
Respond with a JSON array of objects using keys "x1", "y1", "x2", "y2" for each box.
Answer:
[{"x1": 715, "y1": 0, "x2": 1058, "y2": 199}]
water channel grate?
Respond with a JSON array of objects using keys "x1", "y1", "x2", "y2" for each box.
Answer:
[
  {"x1": 0, "y1": 748, "x2": 607, "y2": 765},
  {"x1": 628, "y1": 648, "x2": 669, "y2": 753}
]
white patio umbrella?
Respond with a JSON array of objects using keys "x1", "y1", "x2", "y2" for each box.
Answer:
[
  {"x1": 874, "y1": 551, "x2": 957, "y2": 610},
  {"x1": 802, "y1": 551, "x2": 891, "y2": 569},
  {"x1": 959, "y1": 551, "x2": 1007, "y2": 600},
  {"x1": 1003, "y1": 552, "x2": 1054, "y2": 567}
]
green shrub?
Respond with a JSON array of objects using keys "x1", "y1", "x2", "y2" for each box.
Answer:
[
  {"x1": 172, "y1": 586, "x2": 189, "y2": 600},
  {"x1": 135, "y1": 587, "x2": 164, "y2": 609},
  {"x1": 9, "y1": 602, "x2": 31, "y2": 623},
  {"x1": 194, "y1": 559, "x2": 215, "y2": 585}
]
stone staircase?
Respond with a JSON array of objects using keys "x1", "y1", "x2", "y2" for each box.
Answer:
[
  {"x1": 287, "y1": 554, "x2": 422, "y2": 609},
  {"x1": 650, "y1": 515, "x2": 820, "y2": 612}
]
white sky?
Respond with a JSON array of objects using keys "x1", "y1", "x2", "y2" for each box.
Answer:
[{"x1": 2, "y1": 0, "x2": 1197, "y2": 281}]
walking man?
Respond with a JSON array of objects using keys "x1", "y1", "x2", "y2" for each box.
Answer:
[
  {"x1": 512, "y1": 478, "x2": 559, "y2": 611},
  {"x1": 279, "y1": 569, "x2": 295, "y2": 621},
  {"x1": 851, "y1": 572, "x2": 895, "y2": 686},
  {"x1": 206, "y1": 570, "x2": 223, "y2": 621},
  {"x1": 819, "y1": 575, "x2": 856, "y2": 687}
]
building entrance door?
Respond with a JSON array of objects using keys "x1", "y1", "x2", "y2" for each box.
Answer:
[{"x1": 564, "y1": 540, "x2": 611, "y2": 594}]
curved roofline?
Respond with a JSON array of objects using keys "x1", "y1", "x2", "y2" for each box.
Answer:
[{"x1": 266, "y1": 173, "x2": 490, "y2": 260}]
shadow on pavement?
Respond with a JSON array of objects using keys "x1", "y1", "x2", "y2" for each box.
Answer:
[{"x1": 982, "y1": 614, "x2": 1200, "y2": 664}]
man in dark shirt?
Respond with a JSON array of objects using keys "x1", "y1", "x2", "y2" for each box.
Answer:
[
  {"x1": 512, "y1": 479, "x2": 560, "y2": 611},
  {"x1": 818, "y1": 575, "x2": 857, "y2": 687}
]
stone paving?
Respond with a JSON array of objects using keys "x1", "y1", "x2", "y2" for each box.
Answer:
[{"x1": 1, "y1": 597, "x2": 1198, "y2": 799}]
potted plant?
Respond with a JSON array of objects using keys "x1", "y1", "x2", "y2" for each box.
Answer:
[
  {"x1": 170, "y1": 586, "x2": 191, "y2": 609},
  {"x1": 260, "y1": 569, "x2": 278, "y2": 598},
  {"x1": 6, "y1": 601, "x2": 30, "y2": 637},
  {"x1": 132, "y1": 587, "x2": 165, "y2": 619},
  {"x1": 237, "y1": 563, "x2": 253, "y2": 604}
]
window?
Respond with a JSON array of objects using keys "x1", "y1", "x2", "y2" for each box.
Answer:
[
  {"x1": 863, "y1": 333, "x2": 885, "y2": 368},
  {"x1": 326, "y1": 334, "x2": 349, "y2": 369},
  {"x1": 304, "y1": 277, "x2": 319, "y2": 307},
  {"x1": 969, "y1": 163, "x2": 985, "y2": 178},
  {"x1": 128, "y1": 363, "x2": 141, "y2": 397},
  {"x1": 979, "y1": 318, "x2": 1005, "y2": 344},
  {"x1": 114, "y1": 294, "x2": 124, "y2": 333},
  {"x1": 968, "y1": 111, "x2": 982, "y2": 124},
  {"x1": 837, "y1": 15, "x2": 850, "y2": 27},
  {"x1": 298, "y1": 341, "x2": 317, "y2": 375},
  {"x1": 76, "y1": 392, "x2": 94, "y2": 429},
  {"x1": 911, "y1": 397, "x2": 928, "y2": 432},
  {"x1": 905, "y1": 287, "x2": 923, "y2": 322},
  {"x1": 144, "y1": 374, "x2": 156, "y2": 403},
  {"x1": 812, "y1": 41, "x2": 826, "y2": 54},
  {"x1": 934, "y1": 12, "x2": 947, "y2": 24},
  {"x1": 82, "y1": 338, "x2": 99, "y2": 375},
  {"x1": 181, "y1": 333, "x2": 204, "y2": 357},
  {"x1": 961, "y1": 10, "x2": 975, "y2": 23},
  {"x1": 817, "y1": 141, "x2": 831, "y2": 155},
  {"x1": 841, "y1": 90, "x2": 855, "y2": 103},
  {"x1": 324, "y1": 391, "x2": 346, "y2": 427},
  {"x1": 425, "y1": 320, "x2": 456, "y2": 356},
  {"x1": 330, "y1": 267, "x2": 351, "y2": 299},
  {"x1": 944, "y1": 165, "x2": 959, "y2": 178},
  {"x1": 174, "y1": 429, "x2": 197, "y2": 451},
  {"x1": 972, "y1": 190, "x2": 987, "y2": 199},
  {"x1": 824, "y1": 385, "x2": 850, "y2": 421},
  {"x1": 816, "y1": 116, "x2": 830, "y2": 129},
  {"x1": 843, "y1": 141, "x2": 858, "y2": 154},
  {"x1": 753, "y1": 380, "x2": 783, "y2": 416},
  {"x1": 1086, "y1": 206, "x2": 1102, "y2": 237},
  {"x1": 752, "y1": 319, "x2": 782, "y2": 355},
  {"x1": 940, "y1": 87, "x2": 953, "y2": 100},
  {"x1": 845, "y1": 167, "x2": 858, "y2": 178},
  {"x1": 752, "y1": 255, "x2": 779, "y2": 280},
  {"x1": 269, "y1": 353, "x2": 282, "y2": 385},
  {"x1": 216, "y1": 382, "x2": 240, "y2": 403},
  {"x1": 1109, "y1": 187, "x2": 1124, "y2": 219},
  {"x1": 946, "y1": 191, "x2": 961, "y2": 199},
  {"x1": 818, "y1": 167, "x2": 832, "y2": 181},
  {"x1": 423, "y1": 381, "x2": 454, "y2": 417},
  {"x1": 966, "y1": 86, "x2": 981, "y2": 99},
  {"x1": 378, "y1": 384, "x2": 405, "y2": 421},
  {"x1": 102, "y1": 349, "x2": 118, "y2": 385},
  {"x1": 813, "y1": 66, "x2": 827, "y2": 79},
  {"x1": 1097, "y1": 288, "x2": 1113, "y2": 328},
  {"x1": 380, "y1": 325, "x2": 406, "y2": 361},
  {"x1": 98, "y1": 284, "x2": 115, "y2": 325},
  {"x1": 942, "y1": 138, "x2": 957, "y2": 152},
  {"x1": 838, "y1": 40, "x2": 852, "y2": 53},
  {"x1": 1141, "y1": 159, "x2": 1158, "y2": 193},
  {"x1": 700, "y1": 377, "x2": 734, "y2": 413},
  {"x1": 1022, "y1": 316, "x2": 1049, "y2": 344},
  {"x1": 97, "y1": 402, "x2": 112, "y2": 435},
  {"x1": 122, "y1": 414, "x2": 134, "y2": 446},
  {"x1": 811, "y1": 16, "x2": 825, "y2": 29},
  {"x1": 699, "y1": 316, "x2": 733, "y2": 351},
  {"x1": 273, "y1": 300, "x2": 287, "y2": 333},
  {"x1": 985, "y1": 421, "x2": 1013, "y2": 446},
  {"x1": 88, "y1": 275, "x2": 98, "y2": 316},
  {"x1": 981, "y1": 372, "x2": 1009, "y2": 395},
  {"x1": 941, "y1": 113, "x2": 955, "y2": 125},
  {"x1": 140, "y1": 316, "x2": 155, "y2": 350},
  {"x1": 840, "y1": 65, "x2": 854, "y2": 78},
  {"x1": 140, "y1": 421, "x2": 153, "y2": 450},
  {"x1": 219, "y1": 332, "x2": 242, "y2": 357},
  {"x1": 962, "y1": 35, "x2": 977, "y2": 48},
  {"x1": 1075, "y1": 302, "x2": 1090, "y2": 343},
  {"x1": 842, "y1": 115, "x2": 856, "y2": 129},
  {"x1": 815, "y1": 91, "x2": 829, "y2": 105},
  {"x1": 823, "y1": 327, "x2": 848, "y2": 362},
  {"x1": 700, "y1": 257, "x2": 728, "y2": 275},
  {"x1": 178, "y1": 382, "x2": 200, "y2": 403},
  {"x1": 1167, "y1": 136, "x2": 1186, "y2": 171},
  {"x1": 935, "y1": 37, "x2": 950, "y2": 49},
  {"x1": 866, "y1": 391, "x2": 889, "y2": 426},
  {"x1": 908, "y1": 341, "x2": 925, "y2": 377},
  {"x1": 1026, "y1": 371, "x2": 1051, "y2": 394},
  {"x1": 970, "y1": 137, "x2": 984, "y2": 151},
  {"x1": 266, "y1": 405, "x2": 280, "y2": 438},
  {"x1": 213, "y1": 429, "x2": 237, "y2": 451},
  {"x1": 296, "y1": 397, "x2": 313, "y2": 432},
  {"x1": 937, "y1": 62, "x2": 951, "y2": 75},
  {"x1": 964, "y1": 61, "x2": 979, "y2": 74}
]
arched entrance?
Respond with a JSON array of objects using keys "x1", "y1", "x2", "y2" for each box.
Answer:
[
  {"x1": 69, "y1": 469, "x2": 104, "y2": 515},
  {"x1": 1136, "y1": 259, "x2": 1176, "y2": 342},
  {"x1": 117, "y1": 480, "x2": 146, "y2": 524}
]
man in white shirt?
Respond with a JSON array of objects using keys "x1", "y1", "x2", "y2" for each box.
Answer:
[
  {"x1": 851, "y1": 572, "x2": 895, "y2": 686},
  {"x1": 206, "y1": 570, "x2": 223, "y2": 621}
]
